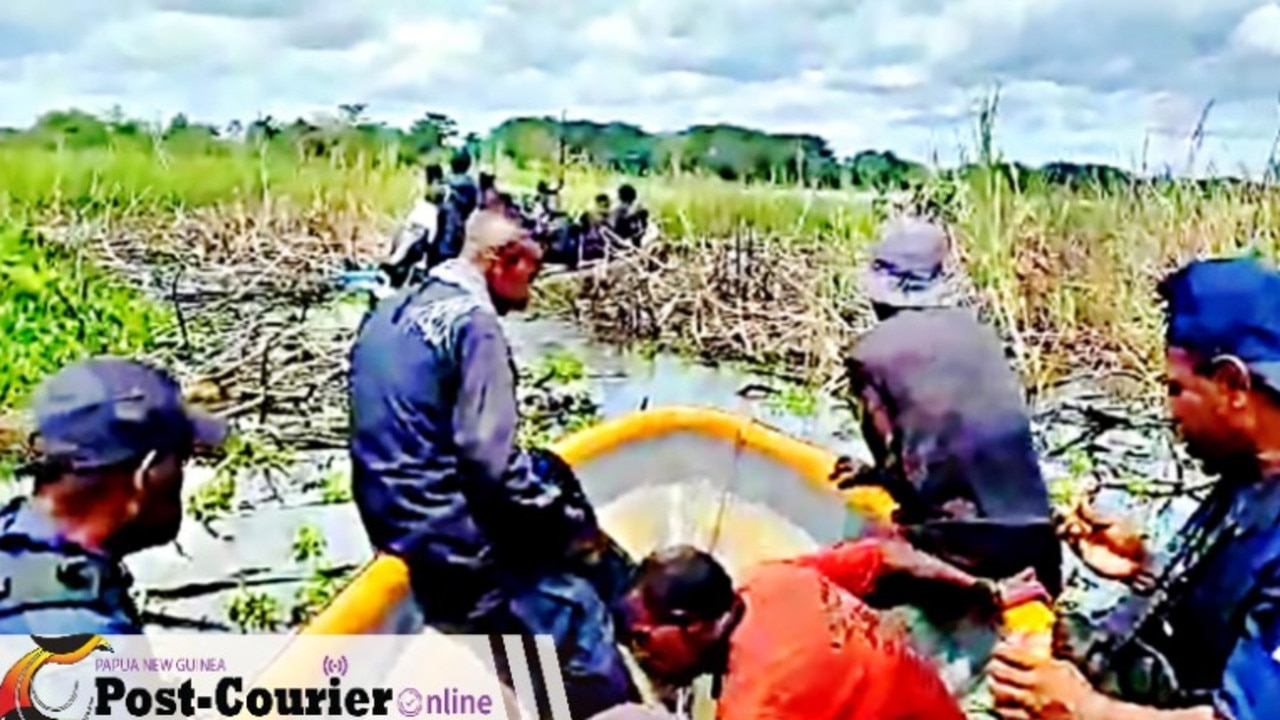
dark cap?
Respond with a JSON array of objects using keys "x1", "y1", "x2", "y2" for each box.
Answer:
[
  {"x1": 32, "y1": 357, "x2": 229, "y2": 470},
  {"x1": 862, "y1": 216, "x2": 958, "y2": 308},
  {"x1": 1160, "y1": 256, "x2": 1280, "y2": 393}
]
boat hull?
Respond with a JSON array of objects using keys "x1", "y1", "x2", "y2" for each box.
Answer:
[{"x1": 261, "y1": 406, "x2": 1052, "y2": 712}]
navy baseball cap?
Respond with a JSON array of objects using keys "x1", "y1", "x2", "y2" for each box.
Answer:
[
  {"x1": 31, "y1": 357, "x2": 228, "y2": 470},
  {"x1": 1160, "y1": 256, "x2": 1280, "y2": 393}
]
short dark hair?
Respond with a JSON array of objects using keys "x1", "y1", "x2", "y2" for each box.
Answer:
[
  {"x1": 634, "y1": 545, "x2": 735, "y2": 623},
  {"x1": 22, "y1": 452, "x2": 146, "y2": 495},
  {"x1": 1173, "y1": 348, "x2": 1280, "y2": 406},
  {"x1": 618, "y1": 184, "x2": 637, "y2": 203},
  {"x1": 19, "y1": 455, "x2": 69, "y2": 493},
  {"x1": 449, "y1": 152, "x2": 472, "y2": 174},
  {"x1": 424, "y1": 164, "x2": 444, "y2": 184},
  {"x1": 595, "y1": 193, "x2": 610, "y2": 204},
  {"x1": 479, "y1": 172, "x2": 496, "y2": 191}
]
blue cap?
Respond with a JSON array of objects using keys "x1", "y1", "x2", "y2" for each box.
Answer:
[
  {"x1": 32, "y1": 357, "x2": 228, "y2": 470},
  {"x1": 1161, "y1": 256, "x2": 1280, "y2": 393}
]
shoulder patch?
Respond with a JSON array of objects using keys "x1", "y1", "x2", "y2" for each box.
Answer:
[{"x1": 405, "y1": 295, "x2": 486, "y2": 354}]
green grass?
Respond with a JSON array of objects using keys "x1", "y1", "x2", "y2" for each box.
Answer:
[
  {"x1": 0, "y1": 143, "x2": 415, "y2": 221},
  {"x1": 0, "y1": 140, "x2": 872, "y2": 238},
  {"x1": 1, "y1": 131, "x2": 1278, "y2": 399},
  {"x1": 0, "y1": 222, "x2": 173, "y2": 410}
]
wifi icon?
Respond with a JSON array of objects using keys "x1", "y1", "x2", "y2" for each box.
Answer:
[{"x1": 322, "y1": 655, "x2": 349, "y2": 677}]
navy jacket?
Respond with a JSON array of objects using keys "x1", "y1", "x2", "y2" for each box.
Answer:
[
  {"x1": 0, "y1": 497, "x2": 142, "y2": 635},
  {"x1": 348, "y1": 259, "x2": 575, "y2": 621}
]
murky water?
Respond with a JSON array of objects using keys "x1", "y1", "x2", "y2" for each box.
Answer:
[
  {"x1": 4, "y1": 291, "x2": 1204, "y2": 709},
  {"x1": 504, "y1": 315, "x2": 869, "y2": 458},
  {"x1": 0, "y1": 301, "x2": 872, "y2": 633}
]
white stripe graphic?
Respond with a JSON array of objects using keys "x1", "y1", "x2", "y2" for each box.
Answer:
[
  {"x1": 532, "y1": 634, "x2": 573, "y2": 720},
  {"x1": 501, "y1": 635, "x2": 540, "y2": 720}
]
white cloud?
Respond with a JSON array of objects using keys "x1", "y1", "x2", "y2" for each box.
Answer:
[
  {"x1": 2, "y1": 0, "x2": 1280, "y2": 176},
  {"x1": 1232, "y1": 3, "x2": 1280, "y2": 56}
]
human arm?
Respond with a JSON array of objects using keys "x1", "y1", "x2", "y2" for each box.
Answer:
[
  {"x1": 451, "y1": 311, "x2": 567, "y2": 517},
  {"x1": 828, "y1": 456, "x2": 934, "y2": 525},
  {"x1": 792, "y1": 537, "x2": 1033, "y2": 614},
  {"x1": 990, "y1": 562, "x2": 1280, "y2": 720},
  {"x1": 1057, "y1": 497, "x2": 1157, "y2": 588},
  {"x1": 988, "y1": 638, "x2": 1218, "y2": 720}
]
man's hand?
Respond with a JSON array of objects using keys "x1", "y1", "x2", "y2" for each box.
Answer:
[
  {"x1": 989, "y1": 637, "x2": 1107, "y2": 720},
  {"x1": 1058, "y1": 498, "x2": 1155, "y2": 588},
  {"x1": 829, "y1": 455, "x2": 873, "y2": 489},
  {"x1": 956, "y1": 569, "x2": 1050, "y2": 622},
  {"x1": 994, "y1": 568, "x2": 1051, "y2": 610}
]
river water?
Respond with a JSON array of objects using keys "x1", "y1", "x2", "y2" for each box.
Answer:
[
  {"x1": 2, "y1": 290, "x2": 1204, "y2": 717},
  {"x1": 0, "y1": 299, "x2": 874, "y2": 632}
]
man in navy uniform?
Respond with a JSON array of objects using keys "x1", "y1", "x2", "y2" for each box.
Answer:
[{"x1": 0, "y1": 358, "x2": 227, "y2": 634}]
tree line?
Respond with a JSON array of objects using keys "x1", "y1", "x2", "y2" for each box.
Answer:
[{"x1": 1, "y1": 105, "x2": 1262, "y2": 194}]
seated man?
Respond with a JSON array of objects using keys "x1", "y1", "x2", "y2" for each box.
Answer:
[
  {"x1": 571, "y1": 194, "x2": 618, "y2": 264},
  {"x1": 618, "y1": 539, "x2": 1045, "y2": 720},
  {"x1": 608, "y1": 184, "x2": 649, "y2": 247},
  {"x1": 534, "y1": 179, "x2": 564, "y2": 220},
  {"x1": 349, "y1": 209, "x2": 637, "y2": 719}
]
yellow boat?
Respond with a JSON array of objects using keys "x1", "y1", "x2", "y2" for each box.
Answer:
[{"x1": 258, "y1": 406, "x2": 1053, "y2": 714}]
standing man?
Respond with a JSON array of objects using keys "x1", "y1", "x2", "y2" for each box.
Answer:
[
  {"x1": 434, "y1": 152, "x2": 481, "y2": 265},
  {"x1": 608, "y1": 185, "x2": 649, "y2": 247},
  {"x1": 829, "y1": 216, "x2": 1060, "y2": 697},
  {"x1": 348, "y1": 209, "x2": 637, "y2": 719},
  {"x1": 0, "y1": 358, "x2": 228, "y2": 634},
  {"x1": 383, "y1": 163, "x2": 446, "y2": 289},
  {"x1": 833, "y1": 215, "x2": 1061, "y2": 596},
  {"x1": 989, "y1": 257, "x2": 1280, "y2": 720}
]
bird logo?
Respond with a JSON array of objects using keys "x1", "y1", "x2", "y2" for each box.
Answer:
[{"x1": 0, "y1": 635, "x2": 113, "y2": 720}]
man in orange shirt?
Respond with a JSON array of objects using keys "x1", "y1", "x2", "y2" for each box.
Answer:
[{"x1": 618, "y1": 538, "x2": 1045, "y2": 720}]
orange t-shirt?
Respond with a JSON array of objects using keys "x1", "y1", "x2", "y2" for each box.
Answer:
[{"x1": 715, "y1": 540, "x2": 966, "y2": 720}]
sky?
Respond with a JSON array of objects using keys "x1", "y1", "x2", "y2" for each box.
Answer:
[{"x1": 4, "y1": 1, "x2": 1280, "y2": 175}]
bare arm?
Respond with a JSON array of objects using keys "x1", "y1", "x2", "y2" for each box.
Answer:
[
  {"x1": 1056, "y1": 498, "x2": 1156, "y2": 586},
  {"x1": 1081, "y1": 696, "x2": 1216, "y2": 720},
  {"x1": 794, "y1": 537, "x2": 1006, "y2": 612},
  {"x1": 989, "y1": 639, "x2": 1231, "y2": 720}
]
